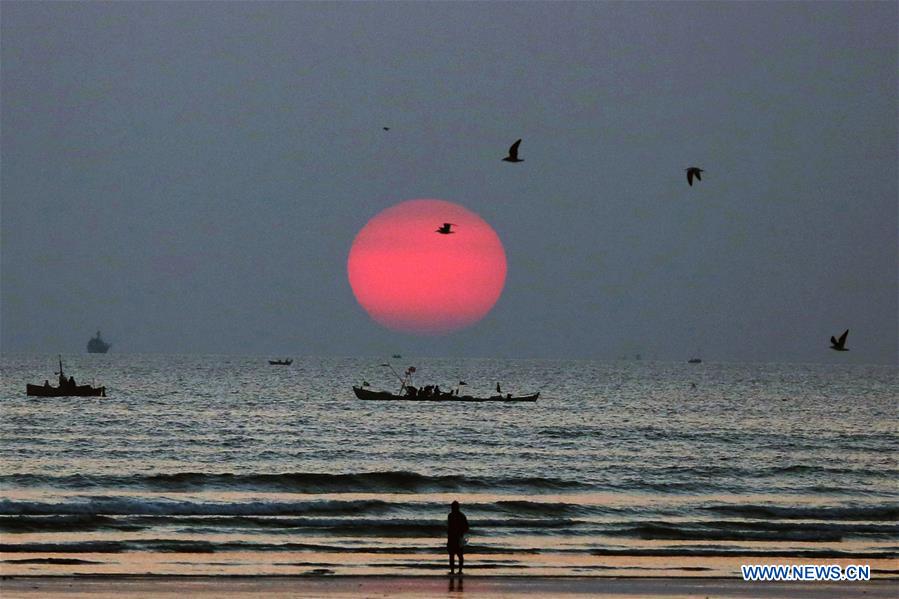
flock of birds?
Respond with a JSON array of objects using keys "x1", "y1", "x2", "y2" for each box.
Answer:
[
  {"x1": 434, "y1": 140, "x2": 703, "y2": 236},
  {"x1": 404, "y1": 133, "x2": 850, "y2": 354}
]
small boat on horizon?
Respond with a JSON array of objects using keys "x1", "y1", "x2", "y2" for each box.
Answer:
[
  {"x1": 26, "y1": 356, "x2": 106, "y2": 397},
  {"x1": 269, "y1": 358, "x2": 293, "y2": 365},
  {"x1": 688, "y1": 358, "x2": 702, "y2": 364},
  {"x1": 87, "y1": 330, "x2": 111, "y2": 353}
]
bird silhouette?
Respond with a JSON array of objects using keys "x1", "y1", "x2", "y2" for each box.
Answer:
[
  {"x1": 436, "y1": 223, "x2": 455, "y2": 235},
  {"x1": 502, "y1": 139, "x2": 523, "y2": 163},
  {"x1": 686, "y1": 167, "x2": 704, "y2": 186},
  {"x1": 830, "y1": 329, "x2": 849, "y2": 351}
]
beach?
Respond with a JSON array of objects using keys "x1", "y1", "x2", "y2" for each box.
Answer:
[
  {"x1": 2, "y1": 575, "x2": 898, "y2": 598},
  {"x1": 0, "y1": 576, "x2": 899, "y2": 599}
]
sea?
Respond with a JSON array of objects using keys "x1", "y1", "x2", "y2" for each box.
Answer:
[{"x1": 1, "y1": 354, "x2": 896, "y2": 577}]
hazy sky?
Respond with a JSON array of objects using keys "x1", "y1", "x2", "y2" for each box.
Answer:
[{"x1": 2, "y1": 1, "x2": 896, "y2": 363}]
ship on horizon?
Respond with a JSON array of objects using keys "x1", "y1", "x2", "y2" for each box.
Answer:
[{"x1": 87, "y1": 330, "x2": 111, "y2": 353}]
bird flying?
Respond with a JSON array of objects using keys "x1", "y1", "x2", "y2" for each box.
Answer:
[
  {"x1": 502, "y1": 139, "x2": 523, "y2": 163},
  {"x1": 686, "y1": 167, "x2": 704, "y2": 186},
  {"x1": 436, "y1": 223, "x2": 455, "y2": 234},
  {"x1": 830, "y1": 329, "x2": 849, "y2": 351}
]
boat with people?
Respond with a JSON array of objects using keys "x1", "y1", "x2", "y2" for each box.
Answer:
[
  {"x1": 354, "y1": 363, "x2": 539, "y2": 403},
  {"x1": 26, "y1": 356, "x2": 106, "y2": 397},
  {"x1": 353, "y1": 385, "x2": 538, "y2": 403},
  {"x1": 268, "y1": 359, "x2": 293, "y2": 365}
]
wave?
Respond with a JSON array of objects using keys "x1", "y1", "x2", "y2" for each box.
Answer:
[
  {"x1": 0, "y1": 539, "x2": 509, "y2": 555},
  {"x1": 604, "y1": 519, "x2": 898, "y2": 541},
  {"x1": 0, "y1": 494, "x2": 647, "y2": 522},
  {"x1": 176, "y1": 516, "x2": 582, "y2": 536},
  {"x1": 609, "y1": 523, "x2": 841, "y2": 542},
  {"x1": 2, "y1": 539, "x2": 894, "y2": 560},
  {"x1": 0, "y1": 511, "x2": 586, "y2": 537},
  {"x1": 4, "y1": 468, "x2": 893, "y2": 499},
  {"x1": 0, "y1": 514, "x2": 144, "y2": 533},
  {"x1": 703, "y1": 504, "x2": 899, "y2": 521},
  {"x1": 0, "y1": 558, "x2": 104, "y2": 565},
  {"x1": 488, "y1": 500, "x2": 602, "y2": 517},
  {"x1": 621, "y1": 463, "x2": 899, "y2": 478},
  {"x1": 5, "y1": 510, "x2": 892, "y2": 542},
  {"x1": 0, "y1": 498, "x2": 398, "y2": 517},
  {"x1": 0, "y1": 471, "x2": 591, "y2": 493}
]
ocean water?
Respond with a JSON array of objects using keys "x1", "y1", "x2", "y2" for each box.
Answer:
[{"x1": 0, "y1": 354, "x2": 896, "y2": 577}]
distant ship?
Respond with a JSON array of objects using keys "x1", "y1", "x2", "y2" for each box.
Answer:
[{"x1": 87, "y1": 331, "x2": 111, "y2": 353}]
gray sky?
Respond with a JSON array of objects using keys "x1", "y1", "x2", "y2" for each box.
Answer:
[{"x1": 2, "y1": 1, "x2": 896, "y2": 364}]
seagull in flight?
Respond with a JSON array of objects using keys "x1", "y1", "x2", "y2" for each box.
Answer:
[
  {"x1": 436, "y1": 223, "x2": 456, "y2": 235},
  {"x1": 502, "y1": 139, "x2": 523, "y2": 163},
  {"x1": 830, "y1": 329, "x2": 849, "y2": 351},
  {"x1": 686, "y1": 167, "x2": 704, "y2": 186}
]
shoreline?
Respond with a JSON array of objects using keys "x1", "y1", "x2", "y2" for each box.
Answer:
[{"x1": 2, "y1": 575, "x2": 897, "y2": 598}]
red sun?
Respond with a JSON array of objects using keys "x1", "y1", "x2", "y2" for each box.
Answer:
[{"x1": 347, "y1": 199, "x2": 507, "y2": 335}]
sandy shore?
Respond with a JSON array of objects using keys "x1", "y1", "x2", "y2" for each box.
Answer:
[{"x1": 1, "y1": 576, "x2": 896, "y2": 598}]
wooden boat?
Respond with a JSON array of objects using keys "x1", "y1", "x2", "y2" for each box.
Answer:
[
  {"x1": 269, "y1": 359, "x2": 293, "y2": 365},
  {"x1": 353, "y1": 386, "x2": 538, "y2": 403},
  {"x1": 26, "y1": 356, "x2": 106, "y2": 397}
]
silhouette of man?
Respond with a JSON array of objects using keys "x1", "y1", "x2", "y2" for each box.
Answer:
[{"x1": 447, "y1": 500, "x2": 469, "y2": 576}]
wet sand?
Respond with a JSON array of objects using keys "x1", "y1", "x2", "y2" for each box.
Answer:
[{"x1": 1, "y1": 576, "x2": 896, "y2": 598}]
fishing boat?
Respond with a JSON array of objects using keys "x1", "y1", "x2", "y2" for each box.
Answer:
[
  {"x1": 353, "y1": 386, "x2": 538, "y2": 403},
  {"x1": 268, "y1": 359, "x2": 293, "y2": 365},
  {"x1": 26, "y1": 356, "x2": 106, "y2": 397},
  {"x1": 354, "y1": 363, "x2": 538, "y2": 403}
]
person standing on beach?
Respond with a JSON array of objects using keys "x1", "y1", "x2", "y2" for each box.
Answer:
[{"x1": 447, "y1": 500, "x2": 469, "y2": 575}]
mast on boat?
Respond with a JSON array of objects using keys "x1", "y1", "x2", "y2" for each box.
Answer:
[{"x1": 381, "y1": 362, "x2": 415, "y2": 395}]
